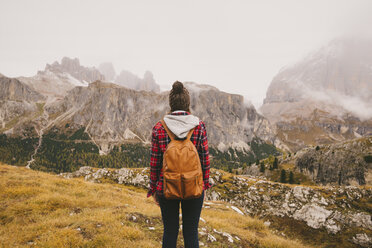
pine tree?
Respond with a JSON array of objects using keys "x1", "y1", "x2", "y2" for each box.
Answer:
[
  {"x1": 273, "y1": 157, "x2": 278, "y2": 169},
  {"x1": 280, "y1": 169, "x2": 286, "y2": 183},
  {"x1": 256, "y1": 159, "x2": 259, "y2": 165},
  {"x1": 260, "y1": 162, "x2": 265, "y2": 173},
  {"x1": 289, "y1": 171, "x2": 294, "y2": 184}
]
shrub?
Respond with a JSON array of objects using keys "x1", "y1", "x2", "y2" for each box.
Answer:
[{"x1": 364, "y1": 155, "x2": 372, "y2": 163}]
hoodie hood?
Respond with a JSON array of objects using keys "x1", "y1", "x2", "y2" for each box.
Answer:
[{"x1": 163, "y1": 111, "x2": 200, "y2": 139}]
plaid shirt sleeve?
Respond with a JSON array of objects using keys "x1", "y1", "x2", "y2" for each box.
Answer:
[
  {"x1": 197, "y1": 121, "x2": 211, "y2": 190},
  {"x1": 147, "y1": 124, "x2": 162, "y2": 198}
]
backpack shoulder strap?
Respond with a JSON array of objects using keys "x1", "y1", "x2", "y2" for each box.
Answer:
[
  {"x1": 186, "y1": 128, "x2": 195, "y2": 141},
  {"x1": 160, "y1": 119, "x2": 175, "y2": 141}
]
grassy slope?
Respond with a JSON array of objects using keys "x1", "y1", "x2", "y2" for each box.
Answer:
[{"x1": 0, "y1": 163, "x2": 311, "y2": 248}]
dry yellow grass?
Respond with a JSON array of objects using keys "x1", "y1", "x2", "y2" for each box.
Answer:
[{"x1": 0, "y1": 163, "x2": 313, "y2": 248}]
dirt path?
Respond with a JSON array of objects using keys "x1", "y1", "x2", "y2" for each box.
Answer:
[{"x1": 26, "y1": 102, "x2": 50, "y2": 169}]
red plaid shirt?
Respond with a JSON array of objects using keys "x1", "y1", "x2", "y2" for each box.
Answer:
[{"x1": 147, "y1": 111, "x2": 211, "y2": 198}]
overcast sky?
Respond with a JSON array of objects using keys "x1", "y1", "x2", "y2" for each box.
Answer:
[{"x1": 1, "y1": 0, "x2": 371, "y2": 109}]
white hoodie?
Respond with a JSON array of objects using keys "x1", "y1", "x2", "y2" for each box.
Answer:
[{"x1": 163, "y1": 111, "x2": 200, "y2": 139}]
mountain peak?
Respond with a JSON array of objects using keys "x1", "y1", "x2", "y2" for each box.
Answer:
[{"x1": 43, "y1": 57, "x2": 104, "y2": 83}]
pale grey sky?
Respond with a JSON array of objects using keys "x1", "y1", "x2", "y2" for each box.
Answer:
[{"x1": 1, "y1": 0, "x2": 371, "y2": 109}]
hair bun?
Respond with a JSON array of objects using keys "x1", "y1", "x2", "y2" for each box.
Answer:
[{"x1": 172, "y1": 81, "x2": 184, "y2": 94}]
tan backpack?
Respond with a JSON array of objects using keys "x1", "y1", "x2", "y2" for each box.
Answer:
[{"x1": 160, "y1": 119, "x2": 204, "y2": 199}]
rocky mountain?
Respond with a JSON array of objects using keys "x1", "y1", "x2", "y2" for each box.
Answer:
[
  {"x1": 260, "y1": 37, "x2": 372, "y2": 152},
  {"x1": 16, "y1": 58, "x2": 160, "y2": 102},
  {"x1": 0, "y1": 56, "x2": 281, "y2": 174},
  {"x1": 44, "y1": 81, "x2": 279, "y2": 154},
  {"x1": 0, "y1": 69, "x2": 281, "y2": 172}
]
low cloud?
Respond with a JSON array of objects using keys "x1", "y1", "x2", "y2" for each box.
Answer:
[{"x1": 301, "y1": 84, "x2": 372, "y2": 121}]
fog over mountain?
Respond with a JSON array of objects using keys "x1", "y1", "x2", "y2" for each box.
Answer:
[
  {"x1": 98, "y1": 62, "x2": 160, "y2": 93},
  {"x1": 260, "y1": 36, "x2": 372, "y2": 151},
  {"x1": 262, "y1": 37, "x2": 372, "y2": 121},
  {"x1": 98, "y1": 62, "x2": 116, "y2": 82}
]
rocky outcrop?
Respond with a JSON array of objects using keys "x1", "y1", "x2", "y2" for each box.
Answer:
[
  {"x1": 60, "y1": 166, "x2": 372, "y2": 247},
  {"x1": 260, "y1": 37, "x2": 372, "y2": 152},
  {"x1": 60, "y1": 166, "x2": 149, "y2": 187},
  {"x1": 45, "y1": 57, "x2": 104, "y2": 83},
  {"x1": 115, "y1": 70, "x2": 160, "y2": 93},
  {"x1": 293, "y1": 136, "x2": 372, "y2": 186}
]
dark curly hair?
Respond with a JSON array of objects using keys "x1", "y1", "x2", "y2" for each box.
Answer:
[{"x1": 169, "y1": 81, "x2": 190, "y2": 112}]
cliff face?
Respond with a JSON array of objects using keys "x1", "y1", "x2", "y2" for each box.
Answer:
[
  {"x1": 44, "y1": 81, "x2": 279, "y2": 154},
  {"x1": 185, "y1": 82, "x2": 278, "y2": 151},
  {"x1": 0, "y1": 75, "x2": 45, "y2": 135},
  {"x1": 46, "y1": 81, "x2": 167, "y2": 152},
  {"x1": 0, "y1": 75, "x2": 45, "y2": 102},
  {"x1": 260, "y1": 37, "x2": 372, "y2": 152}
]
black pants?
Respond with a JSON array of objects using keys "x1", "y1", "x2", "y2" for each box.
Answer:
[{"x1": 158, "y1": 190, "x2": 204, "y2": 248}]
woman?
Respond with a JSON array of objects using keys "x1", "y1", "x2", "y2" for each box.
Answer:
[{"x1": 146, "y1": 81, "x2": 211, "y2": 248}]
